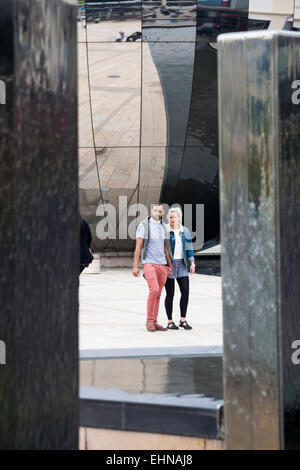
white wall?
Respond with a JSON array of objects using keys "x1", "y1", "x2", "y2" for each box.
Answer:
[
  {"x1": 294, "y1": 0, "x2": 300, "y2": 27},
  {"x1": 249, "y1": 0, "x2": 294, "y2": 16},
  {"x1": 249, "y1": 0, "x2": 294, "y2": 28}
]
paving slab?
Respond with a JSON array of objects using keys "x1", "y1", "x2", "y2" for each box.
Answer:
[{"x1": 79, "y1": 268, "x2": 223, "y2": 356}]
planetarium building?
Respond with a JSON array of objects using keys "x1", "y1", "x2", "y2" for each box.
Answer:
[{"x1": 78, "y1": 0, "x2": 271, "y2": 255}]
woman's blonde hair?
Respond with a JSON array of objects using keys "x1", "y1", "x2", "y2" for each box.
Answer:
[{"x1": 167, "y1": 206, "x2": 183, "y2": 224}]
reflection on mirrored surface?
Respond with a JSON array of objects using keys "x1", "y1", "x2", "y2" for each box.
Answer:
[
  {"x1": 142, "y1": 1, "x2": 196, "y2": 41},
  {"x1": 79, "y1": 146, "x2": 140, "y2": 252},
  {"x1": 96, "y1": 147, "x2": 139, "y2": 210},
  {"x1": 78, "y1": 43, "x2": 93, "y2": 147},
  {"x1": 78, "y1": 0, "x2": 265, "y2": 251},
  {"x1": 144, "y1": 42, "x2": 195, "y2": 147},
  {"x1": 158, "y1": 146, "x2": 184, "y2": 188},
  {"x1": 87, "y1": 43, "x2": 141, "y2": 147},
  {"x1": 141, "y1": 43, "x2": 167, "y2": 146},
  {"x1": 79, "y1": 147, "x2": 101, "y2": 247},
  {"x1": 142, "y1": 21, "x2": 196, "y2": 41},
  {"x1": 86, "y1": 1, "x2": 142, "y2": 42},
  {"x1": 196, "y1": 1, "x2": 248, "y2": 43},
  {"x1": 160, "y1": 146, "x2": 219, "y2": 242},
  {"x1": 139, "y1": 147, "x2": 167, "y2": 209},
  {"x1": 197, "y1": 0, "x2": 248, "y2": 7},
  {"x1": 80, "y1": 355, "x2": 223, "y2": 399},
  {"x1": 139, "y1": 146, "x2": 184, "y2": 209},
  {"x1": 180, "y1": 146, "x2": 218, "y2": 184},
  {"x1": 185, "y1": 2, "x2": 249, "y2": 148},
  {"x1": 77, "y1": 1, "x2": 87, "y2": 42},
  {"x1": 142, "y1": 1, "x2": 196, "y2": 21},
  {"x1": 161, "y1": 146, "x2": 219, "y2": 203},
  {"x1": 197, "y1": 0, "x2": 227, "y2": 5},
  {"x1": 186, "y1": 43, "x2": 217, "y2": 147}
]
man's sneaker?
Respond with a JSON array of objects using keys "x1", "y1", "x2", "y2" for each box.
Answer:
[
  {"x1": 146, "y1": 321, "x2": 156, "y2": 332},
  {"x1": 155, "y1": 323, "x2": 168, "y2": 331}
]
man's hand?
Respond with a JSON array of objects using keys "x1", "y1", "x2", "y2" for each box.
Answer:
[
  {"x1": 133, "y1": 266, "x2": 140, "y2": 277},
  {"x1": 167, "y1": 264, "x2": 172, "y2": 276},
  {"x1": 133, "y1": 238, "x2": 143, "y2": 277},
  {"x1": 190, "y1": 262, "x2": 195, "y2": 275}
]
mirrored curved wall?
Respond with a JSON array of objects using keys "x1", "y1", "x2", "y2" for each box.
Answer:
[{"x1": 78, "y1": 0, "x2": 268, "y2": 252}]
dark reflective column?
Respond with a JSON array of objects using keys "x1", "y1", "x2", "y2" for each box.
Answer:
[
  {"x1": 0, "y1": 0, "x2": 78, "y2": 449},
  {"x1": 219, "y1": 30, "x2": 300, "y2": 450}
]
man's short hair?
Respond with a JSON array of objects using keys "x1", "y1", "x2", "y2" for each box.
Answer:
[{"x1": 151, "y1": 202, "x2": 163, "y2": 209}]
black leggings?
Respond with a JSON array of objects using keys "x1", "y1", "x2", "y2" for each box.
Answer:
[{"x1": 165, "y1": 276, "x2": 189, "y2": 320}]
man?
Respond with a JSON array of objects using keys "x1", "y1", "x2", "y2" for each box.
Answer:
[
  {"x1": 133, "y1": 203, "x2": 173, "y2": 332},
  {"x1": 115, "y1": 31, "x2": 125, "y2": 42}
]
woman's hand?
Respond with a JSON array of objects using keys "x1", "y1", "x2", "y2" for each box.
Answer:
[{"x1": 190, "y1": 262, "x2": 195, "y2": 275}]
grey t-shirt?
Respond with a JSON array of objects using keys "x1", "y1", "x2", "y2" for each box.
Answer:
[{"x1": 136, "y1": 218, "x2": 167, "y2": 265}]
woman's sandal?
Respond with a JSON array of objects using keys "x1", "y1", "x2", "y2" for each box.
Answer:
[
  {"x1": 167, "y1": 321, "x2": 179, "y2": 330},
  {"x1": 179, "y1": 320, "x2": 192, "y2": 330}
]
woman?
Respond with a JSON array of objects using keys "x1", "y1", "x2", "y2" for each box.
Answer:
[
  {"x1": 80, "y1": 215, "x2": 94, "y2": 274},
  {"x1": 165, "y1": 207, "x2": 195, "y2": 329}
]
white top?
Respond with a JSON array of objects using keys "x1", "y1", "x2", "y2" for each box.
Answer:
[{"x1": 173, "y1": 229, "x2": 184, "y2": 260}]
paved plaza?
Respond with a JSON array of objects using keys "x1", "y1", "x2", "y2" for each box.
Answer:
[{"x1": 79, "y1": 268, "x2": 223, "y2": 357}]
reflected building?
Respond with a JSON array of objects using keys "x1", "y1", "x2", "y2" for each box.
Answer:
[{"x1": 77, "y1": 0, "x2": 269, "y2": 254}]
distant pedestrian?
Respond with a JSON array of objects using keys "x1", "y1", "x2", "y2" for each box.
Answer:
[
  {"x1": 164, "y1": 207, "x2": 195, "y2": 330},
  {"x1": 126, "y1": 31, "x2": 142, "y2": 42},
  {"x1": 115, "y1": 31, "x2": 125, "y2": 42},
  {"x1": 80, "y1": 216, "x2": 94, "y2": 274}
]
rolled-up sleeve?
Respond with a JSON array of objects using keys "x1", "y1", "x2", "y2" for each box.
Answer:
[
  {"x1": 136, "y1": 223, "x2": 145, "y2": 239},
  {"x1": 185, "y1": 228, "x2": 195, "y2": 261}
]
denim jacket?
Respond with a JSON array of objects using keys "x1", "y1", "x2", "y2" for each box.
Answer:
[{"x1": 167, "y1": 225, "x2": 195, "y2": 267}]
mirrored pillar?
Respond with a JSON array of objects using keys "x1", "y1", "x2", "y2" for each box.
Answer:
[
  {"x1": 0, "y1": 0, "x2": 78, "y2": 449},
  {"x1": 218, "y1": 31, "x2": 300, "y2": 449},
  {"x1": 218, "y1": 30, "x2": 300, "y2": 450}
]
